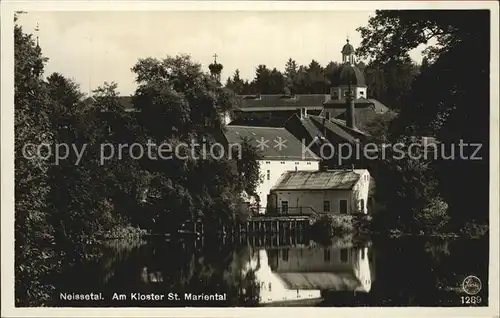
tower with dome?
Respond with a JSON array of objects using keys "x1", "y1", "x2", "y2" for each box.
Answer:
[{"x1": 329, "y1": 38, "x2": 368, "y2": 101}]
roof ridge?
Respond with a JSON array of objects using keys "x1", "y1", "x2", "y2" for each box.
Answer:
[{"x1": 227, "y1": 125, "x2": 286, "y2": 130}]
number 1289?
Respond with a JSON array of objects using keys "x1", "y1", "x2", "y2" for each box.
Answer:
[{"x1": 461, "y1": 296, "x2": 482, "y2": 305}]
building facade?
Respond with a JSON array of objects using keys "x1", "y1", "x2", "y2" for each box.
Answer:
[
  {"x1": 223, "y1": 125, "x2": 321, "y2": 213},
  {"x1": 268, "y1": 169, "x2": 371, "y2": 215}
]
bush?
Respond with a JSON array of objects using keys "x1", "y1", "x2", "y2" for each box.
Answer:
[
  {"x1": 414, "y1": 198, "x2": 450, "y2": 235},
  {"x1": 460, "y1": 221, "x2": 489, "y2": 239},
  {"x1": 310, "y1": 214, "x2": 372, "y2": 237},
  {"x1": 99, "y1": 225, "x2": 150, "y2": 240}
]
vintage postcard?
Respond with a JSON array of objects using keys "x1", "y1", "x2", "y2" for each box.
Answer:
[{"x1": 1, "y1": 1, "x2": 499, "y2": 317}]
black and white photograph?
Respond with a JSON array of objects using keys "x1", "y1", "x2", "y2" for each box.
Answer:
[{"x1": 1, "y1": 1, "x2": 499, "y2": 317}]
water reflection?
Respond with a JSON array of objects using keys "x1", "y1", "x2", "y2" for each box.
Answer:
[
  {"x1": 244, "y1": 242, "x2": 373, "y2": 304},
  {"x1": 53, "y1": 235, "x2": 488, "y2": 307}
]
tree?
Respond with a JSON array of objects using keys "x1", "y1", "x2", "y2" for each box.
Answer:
[
  {"x1": 357, "y1": 10, "x2": 490, "y2": 227},
  {"x1": 130, "y1": 55, "x2": 259, "y2": 232},
  {"x1": 225, "y1": 69, "x2": 247, "y2": 94},
  {"x1": 14, "y1": 16, "x2": 55, "y2": 306},
  {"x1": 250, "y1": 64, "x2": 285, "y2": 94},
  {"x1": 324, "y1": 61, "x2": 340, "y2": 88},
  {"x1": 363, "y1": 58, "x2": 420, "y2": 110},
  {"x1": 284, "y1": 58, "x2": 298, "y2": 94}
]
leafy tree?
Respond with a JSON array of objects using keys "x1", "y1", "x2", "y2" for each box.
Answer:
[
  {"x1": 363, "y1": 58, "x2": 419, "y2": 110},
  {"x1": 357, "y1": 10, "x2": 490, "y2": 228},
  {"x1": 130, "y1": 55, "x2": 259, "y2": 232},
  {"x1": 14, "y1": 15, "x2": 55, "y2": 306}
]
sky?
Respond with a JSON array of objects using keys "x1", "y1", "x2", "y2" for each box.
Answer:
[{"x1": 18, "y1": 11, "x2": 426, "y2": 96}]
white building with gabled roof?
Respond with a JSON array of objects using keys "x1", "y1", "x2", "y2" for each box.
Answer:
[
  {"x1": 268, "y1": 169, "x2": 371, "y2": 215},
  {"x1": 224, "y1": 125, "x2": 321, "y2": 213}
]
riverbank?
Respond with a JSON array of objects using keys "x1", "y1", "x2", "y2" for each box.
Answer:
[{"x1": 309, "y1": 214, "x2": 489, "y2": 240}]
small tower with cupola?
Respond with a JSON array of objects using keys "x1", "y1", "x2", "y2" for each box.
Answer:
[
  {"x1": 208, "y1": 53, "x2": 223, "y2": 84},
  {"x1": 329, "y1": 39, "x2": 367, "y2": 101}
]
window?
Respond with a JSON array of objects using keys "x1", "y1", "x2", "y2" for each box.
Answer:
[
  {"x1": 340, "y1": 248, "x2": 348, "y2": 263},
  {"x1": 360, "y1": 91, "x2": 364, "y2": 96},
  {"x1": 360, "y1": 199, "x2": 365, "y2": 213},
  {"x1": 362, "y1": 249, "x2": 365, "y2": 260},
  {"x1": 265, "y1": 161, "x2": 271, "y2": 164},
  {"x1": 307, "y1": 161, "x2": 311, "y2": 165},
  {"x1": 323, "y1": 200, "x2": 330, "y2": 213},
  {"x1": 339, "y1": 199, "x2": 348, "y2": 214},
  {"x1": 325, "y1": 112, "x2": 331, "y2": 120},
  {"x1": 267, "y1": 170, "x2": 270, "y2": 180},
  {"x1": 324, "y1": 248, "x2": 331, "y2": 261},
  {"x1": 295, "y1": 166, "x2": 298, "y2": 171},
  {"x1": 295, "y1": 162, "x2": 299, "y2": 165},
  {"x1": 281, "y1": 201, "x2": 289, "y2": 214},
  {"x1": 280, "y1": 161, "x2": 285, "y2": 164}
]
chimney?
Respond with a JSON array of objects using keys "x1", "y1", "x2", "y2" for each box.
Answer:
[
  {"x1": 303, "y1": 108, "x2": 308, "y2": 118},
  {"x1": 346, "y1": 84, "x2": 355, "y2": 128}
]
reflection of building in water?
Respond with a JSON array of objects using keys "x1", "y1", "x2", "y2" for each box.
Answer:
[{"x1": 242, "y1": 245, "x2": 373, "y2": 304}]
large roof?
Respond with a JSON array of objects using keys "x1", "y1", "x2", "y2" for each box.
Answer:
[
  {"x1": 284, "y1": 113, "x2": 359, "y2": 145},
  {"x1": 237, "y1": 94, "x2": 330, "y2": 110},
  {"x1": 271, "y1": 170, "x2": 363, "y2": 191},
  {"x1": 324, "y1": 98, "x2": 389, "y2": 113},
  {"x1": 224, "y1": 125, "x2": 320, "y2": 160},
  {"x1": 330, "y1": 64, "x2": 366, "y2": 87},
  {"x1": 308, "y1": 115, "x2": 366, "y2": 141}
]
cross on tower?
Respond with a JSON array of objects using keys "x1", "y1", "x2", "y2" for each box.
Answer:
[
  {"x1": 35, "y1": 23, "x2": 40, "y2": 47},
  {"x1": 213, "y1": 53, "x2": 218, "y2": 62}
]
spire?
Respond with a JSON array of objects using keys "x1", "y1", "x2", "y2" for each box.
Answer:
[
  {"x1": 209, "y1": 53, "x2": 223, "y2": 84},
  {"x1": 34, "y1": 23, "x2": 40, "y2": 49}
]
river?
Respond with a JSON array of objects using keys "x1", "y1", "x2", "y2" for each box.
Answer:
[{"x1": 53, "y1": 235, "x2": 489, "y2": 307}]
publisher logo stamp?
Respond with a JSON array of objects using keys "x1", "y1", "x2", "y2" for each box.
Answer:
[{"x1": 462, "y1": 275, "x2": 482, "y2": 295}]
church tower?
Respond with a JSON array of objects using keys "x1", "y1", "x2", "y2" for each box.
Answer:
[
  {"x1": 208, "y1": 54, "x2": 231, "y2": 125},
  {"x1": 208, "y1": 53, "x2": 223, "y2": 84},
  {"x1": 329, "y1": 38, "x2": 367, "y2": 101}
]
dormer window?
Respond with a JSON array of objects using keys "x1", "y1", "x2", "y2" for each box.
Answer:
[
  {"x1": 325, "y1": 112, "x2": 331, "y2": 120},
  {"x1": 332, "y1": 91, "x2": 339, "y2": 99}
]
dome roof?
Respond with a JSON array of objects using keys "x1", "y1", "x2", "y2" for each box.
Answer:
[
  {"x1": 209, "y1": 62, "x2": 223, "y2": 74},
  {"x1": 330, "y1": 64, "x2": 366, "y2": 86},
  {"x1": 341, "y1": 40, "x2": 355, "y2": 55}
]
